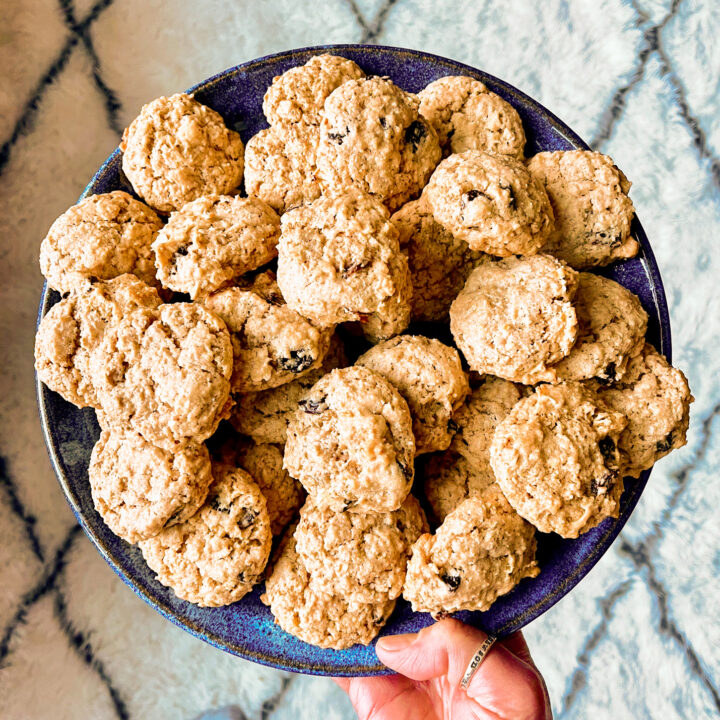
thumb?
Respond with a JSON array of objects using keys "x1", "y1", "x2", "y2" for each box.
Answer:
[{"x1": 377, "y1": 619, "x2": 550, "y2": 717}]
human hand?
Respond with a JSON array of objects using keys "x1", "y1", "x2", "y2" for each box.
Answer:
[{"x1": 334, "y1": 618, "x2": 552, "y2": 720}]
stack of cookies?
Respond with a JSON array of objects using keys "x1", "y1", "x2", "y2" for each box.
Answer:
[{"x1": 35, "y1": 54, "x2": 693, "y2": 650}]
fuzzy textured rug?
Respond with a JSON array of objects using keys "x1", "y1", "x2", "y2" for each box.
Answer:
[{"x1": 1, "y1": 0, "x2": 719, "y2": 718}]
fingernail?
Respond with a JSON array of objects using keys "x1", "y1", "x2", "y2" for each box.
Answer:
[{"x1": 376, "y1": 633, "x2": 418, "y2": 653}]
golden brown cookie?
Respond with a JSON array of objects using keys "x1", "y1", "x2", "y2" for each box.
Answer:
[
  {"x1": 39, "y1": 191, "x2": 163, "y2": 294},
  {"x1": 357, "y1": 335, "x2": 469, "y2": 454},
  {"x1": 450, "y1": 255, "x2": 579, "y2": 384},
  {"x1": 490, "y1": 383, "x2": 627, "y2": 537},
  {"x1": 418, "y1": 75, "x2": 526, "y2": 158},
  {"x1": 423, "y1": 150, "x2": 554, "y2": 256},
  {"x1": 152, "y1": 195, "x2": 280, "y2": 298},
  {"x1": 121, "y1": 93, "x2": 244, "y2": 213},
  {"x1": 526, "y1": 150, "x2": 638, "y2": 268}
]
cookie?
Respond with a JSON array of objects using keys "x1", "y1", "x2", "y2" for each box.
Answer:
[
  {"x1": 391, "y1": 197, "x2": 486, "y2": 322},
  {"x1": 34, "y1": 275, "x2": 162, "y2": 408},
  {"x1": 449, "y1": 255, "x2": 579, "y2": 384},
  {"x1": 39, "y1": 191, "x2": 163, "y2": 294},
  {"x1": 450, "y1": 376, "x2": 522, "y2": 476},
  {"x1": 276, "y1": 188, "x2": 410, "y2": 329},
  {"x1": 263, "y1": 53, "x2": 365, "y2": 127},
  {"x1": 359, "y1": 249, "x2": 413, "y2": 343},
  {"x1": 418, "y1": 75, "x2": 526, "y2": 159},
  {"x1": 317, "y1": 76, "x2": 441, "y2": 211},
  {"x1": 294, "y1": 494, "x2": 427, "y2": 604},
  {"x1": 597, "y1": 343, "x2": 692, "y2": 477},
  {"x1": 140, "y1": 466, "x2": 271, "y2": 607},
  {"x1": 423, "y1": 150, "x2": 554, "y2": 256},
  {"x1": 262, "y1": 531, "x2": 395, "y2": 649},
  {"x1": 243, "y1": 125, "x2": 322, "y2": 214},
  {"x1": 230, "y1": 335, "x2": 346, "y2": 444},
  {"x1": 284, "y1": 366, "x2": 415, "y2": 513},
  {"x1": 356, "y1": 335, "x2": 470, "y2": 454},
  {"x1": 89, "y1": 429, "x2": 212, "y2": 543},
  {"x1": 203, "y1": 271, "x2": 333, "y2": 392},
  {"x1": 235, "y1": 441, "x2": 304, "y2": 535},
  {"x1": 152, "y1": 195, "x2": 280, "y2": 298},
  {"x1": 403, "y1": 488, "x2": 539, "y2": 615},
  {"x1": 90, "y1": 302, "x2": 233, "y2": 450},
  {"x1": 526, "y1": 150, "x2": 638, "y2": 268},
  {"x1": 422, "y1": 450, "x2": 497, "y2": 524},
  {"x1": 490, "y1": 383, "x2": 627, "y2": 538},
  {"x1": 551, "y1": 272, "x2": 648, "y2": 383},
  {"x1": 120, "y1": 93, "x2": 244, "y2": 213}
]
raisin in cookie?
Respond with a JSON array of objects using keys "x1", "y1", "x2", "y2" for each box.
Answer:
[
  {"x1": 35, "y1": 275, "x2": 162, "y2": 408},
  {"x1": 140, "y1": 466, "x2": 271, "y2": 606},
  {"x1": 551, "y1": 272, "x2": 648, "y2": 383},
  {"x1": 418, "y1": 75, "x2": 526, "y2": 159},
  {"x1": 89, "y1": 429, "x2": 212, "y2": 543},
  {"x1": 230, "y1": 335, "x2": 346, "y2": 444},
  {"x1": 91, "y1": 302, "x2": 233, "y2": 450},
  {"x1": 121, "y1": 93, "x2": 244, "y2": 213},
  {"x1": 424, "y1": 150, "x2": 554, "y2": 256},
  {"x1": 235, "y1": 441, "x2": 304, "y2": 536},
  {"x1": 39, "y1": 191, "x2": 163, "y2": 294},
  {"x1": 403, "y1": 488, "x2": 539, "y2": 615},
  {"x1": 391, "y1": 197, "x2": 486, "y2": 322},
  {"x1": 262, "y1": 531, "x2": 395, "y2": 649},
  {"x1": 527, "y1": 150, "x2": 638, "y2": 269},
  {"x1": 357, "y1": 336, "x2": 469, "y2": 454},
  {"x1": 243, "y1": 125, "x2": 322, "y2": 214},
  {"x1": 422, "y1": 450, "x2": 497, "y2": 524},
  {"x1": 450, "y1": 255, "x2": 579, "y2": 384},
  {"x1": 294, "y1": 494, "x2": 427, "y2": 604},
  {"x1": 490, "y1": 383, "x2": 627, "y2": 538},
  {"x1": 203, "y1": 271, "x2": 333, "y2": 392},
  {"x1": 597, "y1": 343, "x2": 692, "y2": 477},
  {"x1": 276, "y1": 188, "x2": 410, "y2": 329},
  {"x1": 153, "y1": 195, "x2": 280, "y2": 298},
  {"x1": 317, "y1": 76, "x2": 441, "y2": 211},
  {"x1": 263, "y1": 53, "x2": 365, "y2": 127},
  {"x1": 284, "y1": 366, "x2": 415, "y2": 513}
]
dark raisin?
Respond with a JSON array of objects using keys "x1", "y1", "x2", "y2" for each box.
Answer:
[
  {"x1": 278, "y1": 349, "x2": 314, "y2": 374},
  {"x1": 379, "y1": 117, "x2": 387, "y2": 128},
  {"x1": 440, "y1": 573, "x2": 461, "y2": 591},
  {"x1": 238, "y1": 507, "x2": 258, "y2": 529},
  {"x1": 656, "y1": 432, "x2": 674, "y2": 454},
  {"x1": 397, "y1": 460, "x2": 413, "y2": 481},
  {"x1": 603, "y1": 362, "x2": 617, "y2": 381},
  {"x1": 499, "y1": 183, "x2": 517, "y2": 210},
  {"x1": 210, "y1": 495, "x2": 230, "y2": 513},
  {"x1": 87, "y1": 275, "x2": 100, "y2": 284},
  {"x1": 590, "y1": 471, "x2": 617, "y2": 496},
  {"x1": 299, "y1": 396, "x2": 328, "y2": 415},
  {"x1": 463, "y1": 189, "x2": 489, "y2": 204},
  {"x1": 342, "y1": 262, "x2": 368, "y2": 279},
  {"x1": 404, "y1": 119, "x2": 427, "y2": 150},
  {"x1": 447, "y1": 418, "x2": 460, "y2": 433},
  {"x1": 328, "y1": 126, "x2": 349, "y2": 144},
  {"x1": 598, "y1": 436, "x2": 616, "y2": 463},
  {"x1": 174, "y1": 245, "x2": 189, "y2": 257}
]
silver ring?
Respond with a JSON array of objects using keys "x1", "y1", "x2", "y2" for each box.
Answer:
[{"x1": 459, "y1": 635, "x2": 497, "y2": 691}]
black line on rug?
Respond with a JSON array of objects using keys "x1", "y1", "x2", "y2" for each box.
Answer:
[
  {"x1": 344, "y1": 0, "x2": 372, "y2": 38},
  {"x1": 0, "y1": 0, "x2": 116, "y2": 176},
  {"x1": 591, "y1": 0, "x2": 683, "y2": 149},
  {"x1": 0, "y1": 454, "x2": 44, "y2": 563},
  {"x1": 53, "y1": 587, "x2": 130, "y2": 720},
  {"x1": 0, "y1": 526, "x2": 80, "y2": 667},
  {"x1": 260, "y1": 676, "x2": 294, "y2": 719},
  {"x1": 58, "y1": 0, "x2": 123, "y2": 135}
]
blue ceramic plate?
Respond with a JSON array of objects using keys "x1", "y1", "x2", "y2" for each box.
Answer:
[{"x1": 37, "y1": 44, "x2": 671, "y2": 676}]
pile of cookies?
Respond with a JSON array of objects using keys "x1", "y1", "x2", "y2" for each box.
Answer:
[{"x1": 35, "y1": 54, "x2": 693, "y2": 650}]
